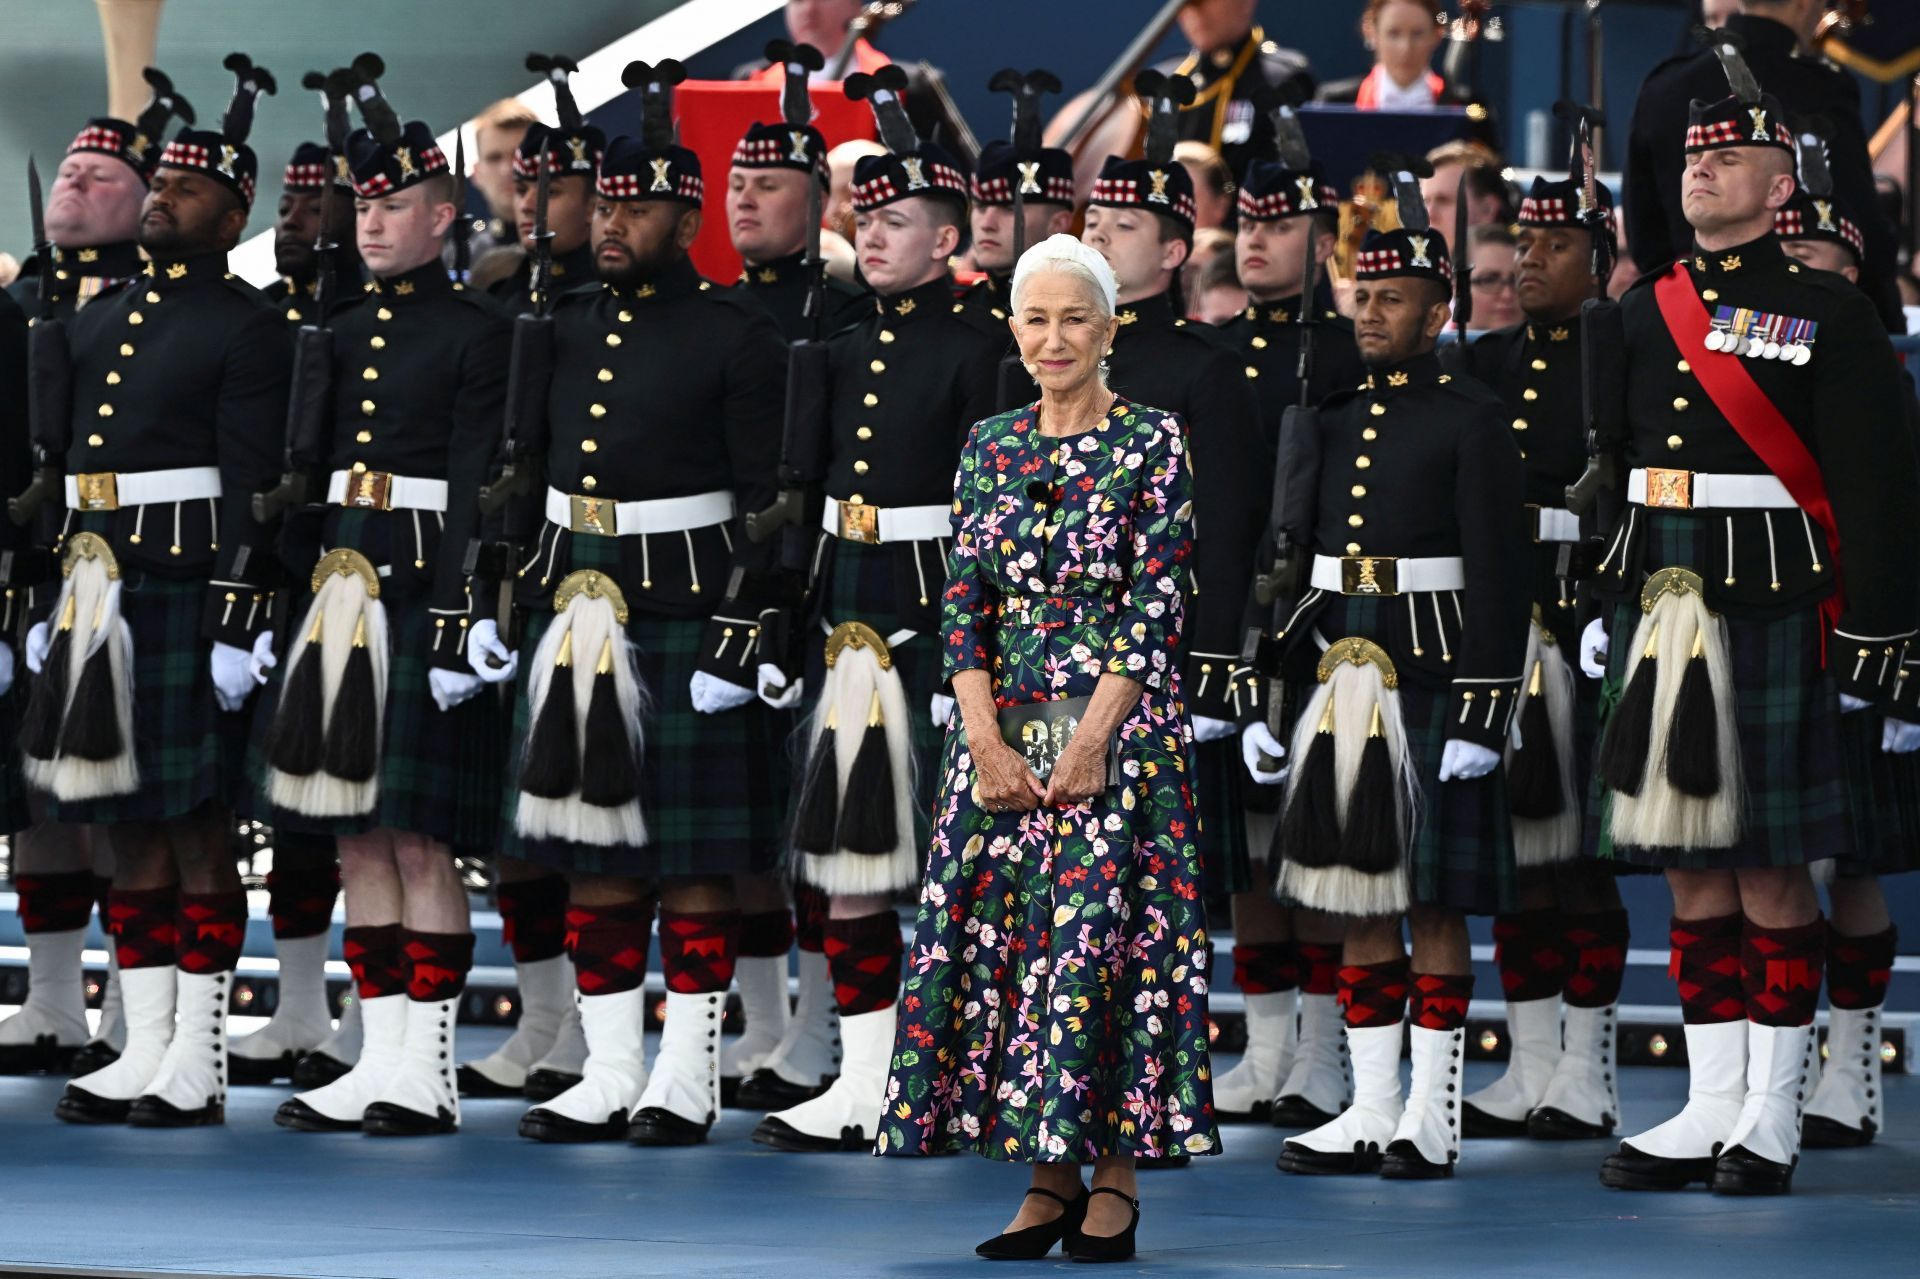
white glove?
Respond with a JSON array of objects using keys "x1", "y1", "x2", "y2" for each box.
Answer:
[
  {"x1": 248, "y1": 630, "x2": 277, "y2": 686},
  {"x1": 468, "y1": 618, "x2": 519, "y2": 684},
  {"x1": 1579, "y1": 618, "x2": 1609, "y2": 679},
  {"x1": 24, "y1": 621, "x2": 49, "y2": 675},
  {"x1": 1840, "y1": 693, "x2": 1872, "y2": 714},
  {"x1": 1439, "y1": 738, "x2": 1500, "y2": 781},
  {"x1": 1241, "y1": 721, "x2": 1288, "y2": 785},
  {"x1": 0, "y1": 642, "x2": 15, "y2": 699},
  {"x1": 1192, "y1": 715, "x2": 1236, "y2": 743},
  {"x1": 930, "y1": 692, "x2": 955, "y2": 726},
  {"x1": 757, "y1": 661, "x2": 803, "y2": 710},
  {"x1": 429, "y1": 667, "x2": 485, "y2": 712},
  {"x1": 211, "y1": 641, "x2": 256, "y2": 712},
  {"x1": 690, "y1": 670, "x2": 756, "y2": 714},
  {"x1": 1884, "y1": 717, "x2": 1920, "y2": 754}
]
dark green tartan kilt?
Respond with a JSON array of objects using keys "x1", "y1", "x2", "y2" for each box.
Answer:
[
  {"x1": 1275, "y1": 596, "x2": 1517, "y2": 916},
  {"x1": 1192, "y1": 738, "x2": 1251, "y2": 895},
  {"x1": 0, "y1": 679, "x2": 35, "y2": 835},
  {"x1": 1588, "y1": 512, "x2": 1848, "y2": 871},
  {"x1": 501, "y1": 537, "x2": 784, "y2": 878},
  {"x1": 1836, "y1": 709, "x2": 1920, "y2": 878},
  {"x1": 247, "y1": 595, "x2": 503, "y2": 850},
  {"x1": 47, "y1": 573, "x2": 247, "y2": 825}
]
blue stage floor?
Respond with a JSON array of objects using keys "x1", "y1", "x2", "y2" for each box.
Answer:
[{"x1": 0, "y1": 1032, "x2": 1912, "y2": 1278}]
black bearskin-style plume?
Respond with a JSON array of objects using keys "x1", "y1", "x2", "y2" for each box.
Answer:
[
  {"x1": 220, "y1": 52, "x2": 277, "y2": 145},
  {"x1": 527, "y1": 53, "x2": 584, "y2": 129},
  {"x1": 304, "y1": 67, "x2": 355, "y2": 153},
  {"x1": 1370, "y1": 151, "x2": 1436, "y2": 234},
  {"x1": 135, "y1": 67, "x2": 196, "y2": 142},
  {"x1": 1132, "y1": 68, "x2": 1197, "y2": 169},
  {"x1": 1709, "y1": 28, "x2": 1764, "y2": 106},
  {"x1": 768, "y1": 40, "x2": 825, "y2": 130},
  {"x1": 1270, "y1": 99, "x2": 1313, "y2": 172},
  {"x1": 348, "y1": 52, "x2": 401, "y2": 147},
  {"x1": 622, "y1": 59, "x2": 688, "y2": 151},
  {"x1": 845, "y1": 64, "x2": 918, "y2": 157},
  {"x1": 988, "y1": 68, "x2": 1062, "y2": 157},
  {"x1": 1793, "y1": 118, "x2": 1835, "y2": 200}
]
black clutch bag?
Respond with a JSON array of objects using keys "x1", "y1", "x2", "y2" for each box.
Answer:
[{"x1": 965, "y1": 694, "x2": 1122, "y2": 787}]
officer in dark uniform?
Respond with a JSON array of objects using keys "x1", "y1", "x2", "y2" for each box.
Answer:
[
  {"x1": 1210, "y1": 149, "x2": 1362, "y2": 1131},
  {"x1": 487, "y1": 58, "x2": 601, "y2": 316},
  {"x1": 1623, "y1": 13, "x2": 1900, "y2": 330},
  {"x1": 472, "y1": 64, "x2": 790, "y2": 1149},
  {"x1": 1262, "y1": 199, "x2": 1528, "y2": 1182},
  {"x1": 958, "y1": 138, "x2": 1076, "y2": 323},
  {"x1": 1153, "y1": 0, "x2": 1316, "y2": 181},
  {"x1": 264, "y1": 141, "x2": 360, "y2": 323},
  {"x1": 726, "y1": 117, "x2": 867, "y2": 342},
  {"x1": 746, "y1": 69, "x2": 1006, "y2": 1153},
  {"x1": 45, "y1": 55, "x2": 291, "y2": 1130},
  {"x1": 1457, "y1": 173, "x2": 1632, "y2": 1144},
  {"x1": 1590, "y1": 67, "x2": 1920, "y2": 1197},
  {"x1": 9, "y1": 76, "x2": 196, "y2": 320}
]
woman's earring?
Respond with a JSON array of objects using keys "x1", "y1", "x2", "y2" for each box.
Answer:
[
  {"x1": 1024, "y1": 360, "x2": 1040, "y2": 382},
  {"x1": 1098, "y1": 357, "x2": 1112, "y2": 378}
]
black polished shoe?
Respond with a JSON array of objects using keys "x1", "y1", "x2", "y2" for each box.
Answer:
[
  {"x1": 750, "y1": 1113, "x2": 871, "y2": 1152},
  {"x1": 735, "y1": 1065, "x2": 829, "y2": 1111},
  {"x1": 1067, "y1": 1187, "x2": 1138, "y2": 1265},
  {"x1": 626, "y1": 1106, "x2": 712, "y2": 1146},
  {"x1": 519, "y1": 1105, "x2": 628, "y2": 1143},
  {"x1": 975, "y1": 1187, "x2": 1088, "y2": 1261},
  {"x1": 1461, "y1": 1101, "x2": 1531, "y2": 1138},
  {"x1": 1709, "y1": 1144, "x2": 1796, "y2": 1196},
  {"x1": 0, "y1": 1035, "x2": 81, "y2": 1076},
  {"x1": 67, "y1": 1041, "x2": 121, "y2": 1078},
  {"x1": 127, "y1": 1095, "x2": 224, "y2": 1128},
  {"x1": 228, "y1": 1050, "x2": 300, "y2": 1087},
  {"x1": 522, "y1": 1067, "x2": 584, "y2": 1102},
  {"x1": 273, "y1": 1098, "x2": 363, "y2": 1132},
  {"x1": 1527, "y1": 1105, "x2": 1615, "y2": 1141},
  {"x1": 291, "y1": 1049, "x2": 352, "y2": 1090},
  {"x1": 54, "y1": 1084, "x2": 133, "y2": 1125},
  {"x1": 455, "y1": 1063, "x2": 530, "y2": 1099},
  {"x1": 1598, "y1": 1142, "x2": 1716, "y2": 1191},
  {"x1": 1270, "y1": 1095, "x2": 1341, "y2": 1129},
  {"x1": 1276, "y1": 1139, "x2": 1384, "y2": 1176},
  {"x1": 1380, "y1": 1138, "x2": 1455, "y2": 1179},
  {"x1": 1801, "y1": 1114, "x2": 1874, "y2": 1149},
  {"x1": 362, "y1": 1101, "x2": 457, "y2": 1136}
]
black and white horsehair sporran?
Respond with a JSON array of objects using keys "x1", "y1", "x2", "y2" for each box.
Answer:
[
  {"x1": 19, "y1": 532, "x2": 138, "y2": 801},
  {"x1": 265, "y1": 547, "x2": 389, "y2": 818},
  {"x1": 1505, "y1": 615, "x2": 1581, "y2": 866}
]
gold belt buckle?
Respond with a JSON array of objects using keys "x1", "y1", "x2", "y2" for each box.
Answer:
[
  {"x1": 1643, "y1": 467, "x2": 1694, "y2": 510},
  {"x1": 1339, "y1": 555, "x2": 1398, "y2": 595},
  {"x1": 73, "y1": 472, "x2": 119, "y2": 511},
  {"x1": 838, "y1": 499, "x2": 879, "y2": 544},
  {"x1": 569, "y1": 494, "x2": 618, "y2": 537},
  {"x1": 344, "y1": 469, "x2": 394, "y2": 511}
]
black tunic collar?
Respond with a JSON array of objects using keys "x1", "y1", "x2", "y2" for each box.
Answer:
[
  {"x1": 1688, "y1": 230, "x2": 1786, "y2": 280},
  {"x1": 53, "y1": 240, "x2": 142, "y2": 280},
  {"x1": 1523, "y1": 312, "x2": 1582, "y2": 345},
  {"x1": 143, "y1": 250, "x2": 231, "y2": 293},
  {"x1": 871, "y1": 273, "x2": 954, "y2": 325},
  {"x1": 549, "y1": 241, "x2": 596, "y2": 286},
  {"x1": 741, "y1": 250, "x2": 806, "y2": 287},
  {"x1": 607, "y1": 252, "x2": 704, "y2": 303},
  {"x1": 1359, "y1": 349, "x2": 1448, "y2": 394},
  {"x1": 366, "y1": 259, "x2": 452, "y2": 303},
  {"x1": 1115, "y1": 288, "x2": 1180, "y2": 331}
]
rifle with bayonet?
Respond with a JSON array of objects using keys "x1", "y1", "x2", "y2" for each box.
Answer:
[
  {"x1": 1560, "y1": 100, "x2": 1623, "y2": 519},
  {"x1": 1439, "y1": 163, "x2": 1473, "y2": 375},
  {"x1": 987, "y1": 67, "x2": 1060, "y2": 408},
  {"x1": 9, "y1": 156, "x2": 70, "y2": 531}
]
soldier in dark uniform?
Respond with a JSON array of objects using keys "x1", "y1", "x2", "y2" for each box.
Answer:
[
  {"x1": 1772, "y1": 150, "x2": 1906, "y2": 1153},
  {"x1": 262, "y1": 71, "x2": 507, "y2": 1137},
  {"x1": 1623, "y1": 10, "x2": 1900, "y2": 330},
  {"x1": 1262, "y1": 200, "x2": 1530, "y2": 1182},
  {"x1": 1214, "y1": 151, "x2": 1362, "y2": 1129},
  {"x1": 745, "y1": 72, "x2": 1006, "y2": 1152},
  {"x1": 42, "y1": 56, "x2": 291, "y2": 1129},
  {"x1": 1589, "y1": 68, "x2": 1920, "y2": 1197},
  {"x1": 1153, "y1": 0, "x2": 1316, "y2": 182},
  {"x1": 726, "y1": 117, "x2": 867, "y2": 342},
  {"x1": 472, "y1": 68, "x2": 789, "y2": 1149},
  {"x1": 1456, "y1": 175, "x2": 1633, "y2": 1144},
  {"x1": 264, "y1": 142, "x2": 360, "y2": 324},
  {"x1": 958, "y1": 139, "x2": 1076, "y2": 323},
  {"x1": 486, "y1": 60, "x2": 601, "y2": 317}
]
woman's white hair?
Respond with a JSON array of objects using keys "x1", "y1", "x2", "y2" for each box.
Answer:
[{"x1": 1009, "y1": 233, "x2": 1119, "y2": 319}]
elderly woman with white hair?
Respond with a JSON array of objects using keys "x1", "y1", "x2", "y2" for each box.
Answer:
[{"x1": 875, "y1": 235, "x2": 1217, "y2": 1263}]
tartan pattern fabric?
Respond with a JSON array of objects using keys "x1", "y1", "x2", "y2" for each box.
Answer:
[
  {"x1": 731, "y1": 125, "x2": 825, "y2": 174},
  {"x1": 106, "y1": 886, "x2": 178, "y2": 970},
  {"x1": 824, "y1": 910, "x2": 903, "y2": 1015},
  {"x1": 597, "y1": 169, "x2": 705, "y2": 203},
  {"x1": 1562, "y1": 909, "x2": 1631, "y2": 1007},
  {"x1": 1492, "y1": 909, "x2": 1569, "y2": 1001},
  {"x1": 1825, "y1": 922, "x2": 1896, "y2": 1010},
  {"x1": 738, "y1": 908, "x2": 797, "y2": 959},
  {"x1": 176, "y1": 891, "x2": 246, "y2": 974},
  {"x1": 1193, "y1": 734, "x2": 1251, "y2": 894},
  {"x1": 1835, "y1": 705, "x2": 1920, "y2": 876},
  {"x1": 1742, "y1": 916, "x2": 1825, "y2": 1027},
  {"x1": 1685, "y1": 114, "x2": 1793, "y2": 152},
  {"x1": 1232, "y1": 942, "x2": 1300, "y2": 995},
  {"x1": 565, "y1": 899, "x2": 654, "y2": 995},
  {"x1": 13, "y1": 871, "x2": 95, "y2": 934},
  {"x1": 49, "y1": 573, "x2": 247, "y2": 826},
  {"x1": 404, "y1": 929, "x2": 474, "y2": 1002},
  {"x1": 282, "y1": 161, "x2": 330, "y2": 191},
  {"x1": 343, "y1": 923, "x2": 406, "y2": 1000},
  {"x1": 158, "y1": 140, "x2": 257, "y2": 204},
  {"x1": 971, "y1": 173, "x2": 1077, "y2": 204},
  {"x1": 1087, "y1": 175, "x2": 1198, "y2": 227},
  {"x1": 1238, "y1": 182, "x2": 1340, "y2": 221},
  {"x1": 70, "y1": 125, "x2": 129, "y2": 156},
  {"x1": 658, "y1": 909, "x2": 741, "y2": 994},
  {"x1": 1595, "y1": 511, "x2": 1849, "y2": 870},
  {"x1": 1296, "y1": 941, "x2": 1341, "y2": 995},
  {"x1": 852, "y1": 158, "x2": 967, "y2": 211},
  {"x1": 496, "y1": 874, "x2": 570, "y2": 965},
  {"x1": 1411, "y1": 971, "x2": 1474, "y2": 1031},
  {"x1": 503, "y1": 535, "x2": 785, "y2": 877},
  {"x1": 349, "y1": 143, "x2": 449, "y2": 199},
  {"x1": 1517, "y1": 195, "x2": 1617, "y2": 234},
  {"x1": 1670, "y1": 912, "x2": 1745, "y2": 1024},
  {"x1": 1774, "y1": 205, "x2": 1863, "y2": 260},
  {"x1": 1339, "y1": 958, "x2": 1410, "y2": 1028},
  {"x1": 264, "y1": 850, "x2": 339, "y2": 940}
]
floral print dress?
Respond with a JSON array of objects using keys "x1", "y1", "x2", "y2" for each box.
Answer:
[{"x1": 877, "y1": 397, "x2": 1220, "y2": 1163}]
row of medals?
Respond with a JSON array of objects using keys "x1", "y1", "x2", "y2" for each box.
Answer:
[{"x1": 1703, "y1": 325, "x2": 1813, "y2": 365}]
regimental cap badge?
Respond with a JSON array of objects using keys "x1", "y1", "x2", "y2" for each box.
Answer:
[
  {"x1": 650, "y1": 156, "x2": 674, "y2": 192},
  {"x1": 1408, "y1": 235, "x2": 1432, "y2": 269},
  {"x1": 216, "y1": 144, "x2": 239, "y2": 178},
  {"x1": 1814, "y1": 199, "x2": 1836, "y2": 232},
  {"x1": 1295, "y1": 175, "x2": 1318, "y2": 210},
  {"x1": 1017, "y1": 160, "x2": 1042, "y2": 196},
  {"x1": 395, "y1": 146, "x2": 417, "y2": 178},
  {"x1": 567, "y1": 136, "x2": 590, "y2": 169},
  {"x1": 902, "y1": 156, "x2": 928, "y2": 190},
  {"x1": 1147, "y1": 168, "x2": 1170, "y2": 203},
  {"x1": 788, "y1": 129, "x2": 811, "y2": 164},
  {"x1": 1749, "y1": 107, "x2": 1768, "y2": 141}
]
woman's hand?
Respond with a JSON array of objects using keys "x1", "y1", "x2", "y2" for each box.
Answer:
[
  {"x1": 973, "y1": 739, "x2": 1045, "y2": 814},
  {"x1": 1042, "y1": 737, "x2": 1108, "y2": 808}
]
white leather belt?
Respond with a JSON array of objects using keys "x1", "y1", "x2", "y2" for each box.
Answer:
[
  {"x1": 544, "y1": 486, "x2": 734, "y2": 537},
  {"x1": 1531, "y1": 505, "x2": 1580, "y2": 543},
  {"x1": 1628, "y1": 467, "x2": 1796, "y2": 510},
  {"x1": 327, "y1": 469, "x2": 448, "y2": 512},
  {"x1": 65, "y1": 465, "x2": 221, "y2": 512},
  {"x1": 820, "y1": 497, "x2": 949, "y2": 545},
  {"x1": 1310, "y1": 553, "x2": 1466, "y2": 596}
]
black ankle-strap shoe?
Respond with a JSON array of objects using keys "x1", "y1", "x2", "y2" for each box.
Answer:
[
  {"x1": 974, "y1": 1186, "x2": 1088, "y2": 1261},
  {"x1": 1067, "y1": 1187, "x2": 1139, "y2": 1264}
]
